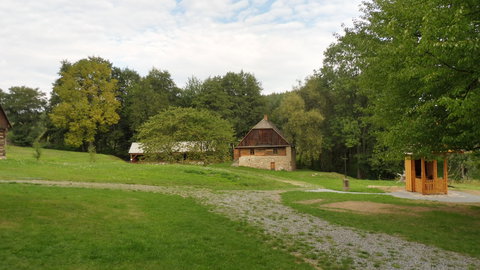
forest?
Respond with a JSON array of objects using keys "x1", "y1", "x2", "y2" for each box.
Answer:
[{"x1": 1, "y1": 0, "x2": 479, "y2": 180}]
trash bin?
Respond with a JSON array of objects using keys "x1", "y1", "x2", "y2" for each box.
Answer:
[{"x1": 343, "y1": 178, "x2": 349, "y2": 191}]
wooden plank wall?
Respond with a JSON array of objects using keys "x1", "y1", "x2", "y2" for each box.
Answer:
[
  {"x1": 0, "y1": 129, "x2": 5, "y2": 158},
  {"x1": 238, "y1": 147, "x2": 286, "y2": 157},
  {"x1": 238, "y1": 129, "x2": 288, "y2": 146},
  {"x1": 405, "y1": 158, "x2": 413, "y2": 191}
]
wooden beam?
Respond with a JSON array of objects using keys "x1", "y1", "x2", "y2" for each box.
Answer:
[
  {"x1": 444, "y1": 158, "x2": 448, "y2": 195},
  {"x1": 421, "y1": 158, "x2": 426, "y2": 195}
]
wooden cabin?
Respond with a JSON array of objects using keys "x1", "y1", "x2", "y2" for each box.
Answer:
[
  {"x1": 405, "y1": 154, "x2": 448, "y2": 195},
  {"x1": 0, "y1": 104, "x2": 12, "y2": 159},
  {"x1": 233, "y1": 115, "x2": 295, "y2": 171}
]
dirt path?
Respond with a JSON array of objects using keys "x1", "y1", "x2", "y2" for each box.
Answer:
[{"x1": 1, "y1": 179, "x2": 479, "y2": 269}]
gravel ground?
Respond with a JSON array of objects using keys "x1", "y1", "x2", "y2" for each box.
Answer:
[{"x1": 1, "y1": 180, "x2": 479, "y2": 269}]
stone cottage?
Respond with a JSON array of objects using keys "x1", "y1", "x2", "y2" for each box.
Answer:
[{"x1": 233, "y1": 115, "x2": 295, "y2": 171}]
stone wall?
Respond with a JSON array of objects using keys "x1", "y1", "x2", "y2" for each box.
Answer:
[{"x1": 238, "y1": 146, "x2": 295, "y2": 171}]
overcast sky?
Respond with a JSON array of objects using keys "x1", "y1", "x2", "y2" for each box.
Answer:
[{"x1": 0, "y1": 0, "x2": 362, "y2": 95}]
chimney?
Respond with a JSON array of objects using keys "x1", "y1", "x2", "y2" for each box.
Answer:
[{"x1": 263, "y1": 114, "x2": 268, "y2": 120}]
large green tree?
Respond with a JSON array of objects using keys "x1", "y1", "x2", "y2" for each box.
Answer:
[
  {"x1": 137, "y1": 107, "x2": 234, "y2": 164},
  {"x1": 193, "y1": 76, "x2": 233, "y2": 119},
  {"x1": 274, "y1": 92, "x2": 324, "y2": 167},
  {"x1": 49, "y1": 57, "x2": 120, "y2": 149},
  {"x1": 348, "y1": 0, "x2": 480, "y2": 159},
  {"x1": 0, "y1": 86, "x2": 47, "y2": 146},
  {"x1": 95, "y1": 67, "x2": 141, "y2": 156},
  {"x1": 127, "y1": 68, "x2": 180, "y2": 131},
  {"x1": 193, "y1": 71, "x2": 265, "y2": 138}
]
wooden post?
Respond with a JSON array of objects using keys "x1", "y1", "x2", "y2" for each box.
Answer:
[
  {"x1": 404, "y1": 158, "x2": 410, "y2": 191},
  {"x1": 411, "y1": 158, "x2": 416, "y2": 192},
  {"x1": 421, "y1": 158, "x2": 426, "y2": 195},
  {"x1": 444, "y1": 158, "x2": 448, "y2": 195}
]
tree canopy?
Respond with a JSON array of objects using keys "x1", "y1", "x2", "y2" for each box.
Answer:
[
  {"x1": 49, "y1": 57, "x2": 120, "y2": 148},
  {"x1": 137, "y1": 107, "x2": 234, "y2": 164},
  {"x1": 274, "y1": 92, "x2": 324, "y2": 167},
  {"x1": 346, "y1": 0, "x2": 480, "y2": 158},
  {"x1": 193, "y1": 71, "x2": 265, "y2": 138},
  {"x1": 0, "y1": 86, "x2": 47, "y2": 146},
  {"x1": 127, "y1": 68, "x2": 180, "y2": 131},
  {"x1": 4, "y1": 0, "x2": 479, "y2": 177}
]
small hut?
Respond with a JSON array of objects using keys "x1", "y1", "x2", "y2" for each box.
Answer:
[
  {"x1": 0, "y1": 104, "x2": 12, "y2": 159},
  {"x1": 404, "y1": 154, "x2": 448, "y2": 195},
  {"x1": 233, "y1": 115, "x2": 295, "y2": 171}
]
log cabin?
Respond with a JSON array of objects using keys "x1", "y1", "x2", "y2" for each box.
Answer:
[
  {"x1": 233, "y1": 115, "x2": 295, "y2": 171},
  {"x1": 0, "y1": 104, "x2": 12, "y2": 159}
]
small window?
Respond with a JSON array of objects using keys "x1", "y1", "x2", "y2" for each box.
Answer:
[
  {"x1": 273, "y1": 148, "x2": 278, "y2": 154},
  {"x1": 250, "y1": 149, "x2": 255, "y2": 155}
]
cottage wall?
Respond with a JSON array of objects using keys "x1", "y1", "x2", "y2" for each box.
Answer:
[
  {"x1": 0, "y1": 129, "x2": 5, "y2": 159},
  {"x1": 237, "y1": 147, "x2": 286, "y2": 157},
  {"x1": 0, "y1": 107, "x2": 9, "y2": 159},
  {"x1": 238, "y1": 146, "x2": 295, "y2": 171}
]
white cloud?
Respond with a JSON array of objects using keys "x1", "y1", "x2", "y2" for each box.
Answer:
[{"x1": 0, "y1": 0, "x2": 362, "y2": 95}]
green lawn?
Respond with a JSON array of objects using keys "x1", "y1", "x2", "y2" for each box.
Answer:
[
  {"x1": 2, "y1": 146, "x2": 401, "y2": 192},
  {"x1": 214, "y1": 163, "x2": 399, "y2": 192},
  {"x1": 282, "y1": 191, "x2": 480, "y2": 258},
  {"x1": 0, "y1": 146, "x2": 293, "y2": 190},
  {"x1": 450, "y1": 181, "x2": 480, "y2": 191},
  {"x1": 0, "y1": 184, "x2": 312, "y2": 270}
]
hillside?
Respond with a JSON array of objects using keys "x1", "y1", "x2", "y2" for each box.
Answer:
[{"x1": 0, "y1": 146, "x2": 400, "y2": 192}]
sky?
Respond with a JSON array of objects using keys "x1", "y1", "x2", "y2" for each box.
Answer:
[{"x1": 0, "y1": 0, "x2": 363, "y2": 96}]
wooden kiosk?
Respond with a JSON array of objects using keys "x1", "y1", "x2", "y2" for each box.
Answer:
[{"x1": 405, "y1": 154, "x2": 448, "y2": 195}]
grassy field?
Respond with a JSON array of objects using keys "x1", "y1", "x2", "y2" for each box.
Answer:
[
  {"x1": 450, "y1": 181, "x2": 480, "y2": 191},
  {"x1": 2, "y1": 145, "x2": 402, "y2": 192},
  {"x1": 0, "y1": 184, "x2": 312, "y2": 270},
  {"x1": 0, "y1": 146, "x2": 293, "y2": 190},
  {"x1": 214, "y1": 163, "x2": 399, "y2": 192},
  {"x1": 2, "y1": 145, "x2": 480, "y2": 268},
  {"x1": 282, "y1": 191, "x2": 480, "y2": 258}
]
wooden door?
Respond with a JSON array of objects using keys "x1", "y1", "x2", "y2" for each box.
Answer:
[{"x1": 270, "y1": 162, "x2": 275, "y2": 170}]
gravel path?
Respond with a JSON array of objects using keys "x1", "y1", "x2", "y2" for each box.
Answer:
[{"x1": 1, "y1": 180, "x2": 479, "y2": 269}]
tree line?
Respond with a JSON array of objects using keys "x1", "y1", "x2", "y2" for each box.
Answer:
[{"x1": 1, "y1": 0, "x2": 478, "y2": 179}]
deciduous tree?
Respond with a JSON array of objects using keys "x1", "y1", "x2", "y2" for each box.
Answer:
[
  {"x1": 352, "y1": 0, "x2": 480, "y2": 158},
  {"x1": 137, "y1": 107, "x2": 234, "y2": 164},
  {"x1": 193, "y1": 71, "x2": 265, "y2": 138},
  {"x1": 274, "y1": 92, "x2": 324, "y2": 167},
  {"x1": 49, "y1": 57, "x2": 120, "y2": 149},
  {"x1": 127, "y1": 68, "x2": 180, "y2": 131},
  {"x1": 0, "y1": 86, "x2": 47, "y2": 146}
]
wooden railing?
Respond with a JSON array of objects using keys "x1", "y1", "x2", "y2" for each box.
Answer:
[{"x1": 422, "y1": 178, "x2": 447, "y2": 195}]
